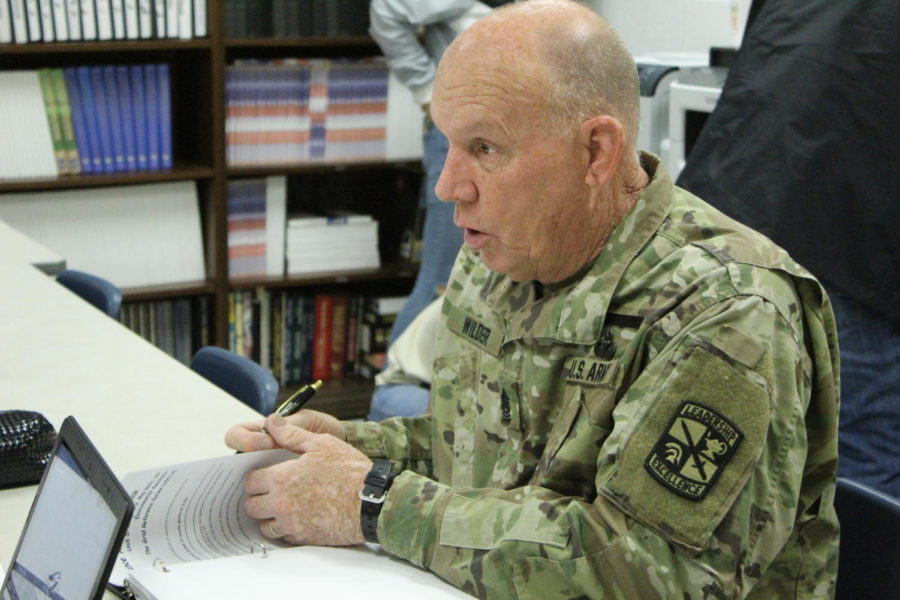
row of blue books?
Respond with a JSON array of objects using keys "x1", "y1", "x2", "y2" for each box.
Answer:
[{"x1": 61, "y1": 63, "x2": 172, "y2": 174}]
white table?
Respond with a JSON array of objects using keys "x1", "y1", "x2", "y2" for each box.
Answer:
[
  {"x1": 0, "y1": 263, "x2": 467, "y2": 599},
  {"x1": 0, "y1": 263, "x2": 260, "y2": 589},
  {"x1": 0, "y1": 219, "x2": 65, "y2": 275}
]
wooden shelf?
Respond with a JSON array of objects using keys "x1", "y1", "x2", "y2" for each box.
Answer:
[
  {"x1": 122, "y1": 280, "x2": 215, "y2": 302},
  {"x1": 226, "y1": 159, "x2": 422, "y2": 177},
  {"x1": 0, "y1": 164, "x2": 214, "y2": 192},
  {"x1": 0, "y1": 39, "x2": 212, "y2": 55},
  {"x1": 0, "y1": 3, "x2": 423, "y2": 356},
  {"x1": 228, "y1": 261, "x2": 418, "y2": 291},
  {"x1": 224, "y1": 36, "x2": 377, "y2": 49}
]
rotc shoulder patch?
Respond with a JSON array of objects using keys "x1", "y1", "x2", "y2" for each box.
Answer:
[{"x1": 644, "y1": 401, "x2": 743, "y2": 501}]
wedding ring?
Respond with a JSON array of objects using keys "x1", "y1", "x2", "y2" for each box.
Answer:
[{"x1": 265, "y1": 520, "x2": 281, "y2": 538}]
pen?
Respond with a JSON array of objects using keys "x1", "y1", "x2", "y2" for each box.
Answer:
[
  {"x1": 274, "y1": 379, "x2": 324, "y2": 417},
  {"x1": 257, "y1": 380, "x2": 323, "y2": 437}
]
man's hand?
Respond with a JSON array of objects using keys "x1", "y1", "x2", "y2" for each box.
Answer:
[
  {"x1": 242, "y1": 414, "x2": 371, "y2": 546},
  {"x1": 224, "y1": 408, "x2": 346, "y2": 453}
]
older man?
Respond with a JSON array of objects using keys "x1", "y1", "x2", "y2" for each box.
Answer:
[{"x1": 226, "y1": 1, "x2": 840, "y2": 598}]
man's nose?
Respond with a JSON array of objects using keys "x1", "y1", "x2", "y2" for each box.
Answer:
[{"x1": 435, "y1": 148, "x2": 477, "y2": 204}]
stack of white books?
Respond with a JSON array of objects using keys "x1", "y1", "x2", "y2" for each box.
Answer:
[{"x1": 285, "y1": 211, "x2": 380, "y2": 275}]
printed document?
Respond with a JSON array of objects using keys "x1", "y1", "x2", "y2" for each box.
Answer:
[
  {"x1": 106, "y1": 449, "x2": 471, "y2": 599},
  {"x1": 109, "y1": 449, "x2": 294, "y2": 584}
]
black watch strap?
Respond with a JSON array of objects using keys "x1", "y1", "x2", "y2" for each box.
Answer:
[{"x1": 359, "y1": 459, "x2": 395, "y2": 544}]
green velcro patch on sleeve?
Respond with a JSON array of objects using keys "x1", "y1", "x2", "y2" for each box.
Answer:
[
  {"x1": 439, "y1": 493, "x2": 570, "y2": 550},
  {"x1": 713, "y1": 326, "x2": 766, "y2": 370},
  {"x1": 600, "y1": 342, "x2": 769, "y2": 552}
]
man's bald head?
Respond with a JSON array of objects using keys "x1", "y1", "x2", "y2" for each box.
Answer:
[{"x1": 440, "y1": 0, "x2": 640, "y2": 149}]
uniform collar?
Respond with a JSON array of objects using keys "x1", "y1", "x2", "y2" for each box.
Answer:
[{"x1": 472, "y1": 153, "x2": 671, "y2": 343}]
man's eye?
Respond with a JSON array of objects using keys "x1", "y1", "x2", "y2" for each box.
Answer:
[{"x1": 475, "y1": 141, "x2": 496, "y2": 155}]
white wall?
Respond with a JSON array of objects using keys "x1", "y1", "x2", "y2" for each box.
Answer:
[{"x1": 590, "y1": 0, "x2": 746, "y2": 58}]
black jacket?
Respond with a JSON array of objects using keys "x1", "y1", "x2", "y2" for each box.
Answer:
[{"x1": 677, "y1": 0, "x2": 900, "y2": 325}]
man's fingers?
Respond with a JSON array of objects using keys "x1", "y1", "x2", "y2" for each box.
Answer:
[
  {"x1": 224, "y1": 421, "x2": 275, "y2": 452},
  {"x1": 284, "y1": 409, "x2": 347, "y2": 439},
  {"x1": 244, "y1": 489, "x2": 272, "y2": 519},
  {"x1": 264, "y1": 414, "x2": 323, "y2": 453},
  {"x1": 244, "y1": 467, "x2": 271, "y2": 496}
]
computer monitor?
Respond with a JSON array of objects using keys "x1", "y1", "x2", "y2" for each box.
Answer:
[
  {"x1": 665, "y1": 0, "x2": 768, "y2": 178},
  {"x1": 1, "y1": 417, "x2": 133, "y2": 600},
  {"x1": 666, "y1": 65, "x2": 730, "y2": 179}
]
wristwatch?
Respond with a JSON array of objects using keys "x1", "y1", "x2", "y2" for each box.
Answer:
[{"x1": 359, "y1": 459, "x2": 396, "y2": 543}]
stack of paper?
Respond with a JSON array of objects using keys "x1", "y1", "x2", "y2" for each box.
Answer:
[
  {"x1": 0, "y1": 181, "x2": 206, "y2": 288},
  {"x1": 385, "y1": 70, "x2": 424, "y2": 161},
  {"x1": 285, "y1": 211, "x2": 379, "y2": 275},
  {"x1": 108, "y1": 450, "x2": 470, "y2": 600}
]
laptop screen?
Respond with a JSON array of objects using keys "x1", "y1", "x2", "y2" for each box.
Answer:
[{"x1": 1, "y1": 417, "x2": 133, "y2": 600}]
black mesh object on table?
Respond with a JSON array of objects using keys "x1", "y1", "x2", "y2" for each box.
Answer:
[{"x1": 0, "y1": 410, "x2": 56, "y2": 488}]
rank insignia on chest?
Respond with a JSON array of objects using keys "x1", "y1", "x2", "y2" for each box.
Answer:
[{"x1": 644, "y1": 401, "x2": 743, "y2": 500}]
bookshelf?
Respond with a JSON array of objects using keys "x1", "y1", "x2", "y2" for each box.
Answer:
[{"x1": 0, "y1": 3, "x2": 422, "y2": 417}]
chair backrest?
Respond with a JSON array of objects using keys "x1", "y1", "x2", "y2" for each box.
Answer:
[
  {"x1": 56, "y1": 269, "x2": 123, "y2": 319},
  {"x1": 834, "y1": 477, "x2": 900, "y2": 600},
  {"x1": 189, "y1": 346, "x2": 279, "y2": 415}
]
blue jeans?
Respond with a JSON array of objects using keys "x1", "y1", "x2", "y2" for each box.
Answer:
[
  {"x1": 367, "y1": 124, "x2": 459, "y2": 421},
  {"x1": 367, "y1": 384, "x2": 431, "y2": 422},
  {"x1": 388, "y1": 123, "x2": 461, "y2": 346},
  {"x1": 829, "y1": 288, "x2": 900, "y2": 498}
]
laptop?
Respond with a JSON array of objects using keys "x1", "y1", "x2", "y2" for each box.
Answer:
[{"x1": 1, "y1": 416, "x2": 134, "y2": 600}]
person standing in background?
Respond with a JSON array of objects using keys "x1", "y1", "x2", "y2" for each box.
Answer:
[
  {"x1": 677, "y1": 0, "x2": 899, "y2": 497},
  {"x1": 367, "y1": 0, "x2": 505, "y2": 420}
]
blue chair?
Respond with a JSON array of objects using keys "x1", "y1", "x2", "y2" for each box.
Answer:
[
  {"x1": 834, "y1": 477, "x2": 900, "y2": 600},
  {"x1": 189, "y1": 346, "x2": 279, "y2": 415},
  {"x1": 56, "y1": 269, "x2": 122, "y2": 318}
]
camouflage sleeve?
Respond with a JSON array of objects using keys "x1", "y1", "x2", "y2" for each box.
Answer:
[
  {"x1": 375, "y1": 293, "x2": 830, "y2": 599},
  {"x1": 343, "y1": 415, "x2": 435, "y2": 477}
]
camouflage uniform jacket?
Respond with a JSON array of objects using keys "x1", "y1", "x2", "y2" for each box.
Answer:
[{"x1": 344, "y1": 154, "x2": 840, "y2": 599}]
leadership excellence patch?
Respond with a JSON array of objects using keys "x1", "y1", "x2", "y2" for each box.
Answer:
[{"x1": 644, "y1": 401, "x2": 744, "y2": 501}]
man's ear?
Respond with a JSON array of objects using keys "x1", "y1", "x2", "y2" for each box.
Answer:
[{"x1": 580, "y1": 115, "x2": 625, "y2": 187}]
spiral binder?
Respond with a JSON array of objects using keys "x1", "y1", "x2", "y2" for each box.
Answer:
[{"x1": 123, "y1": 541, "x2": 273, "y2": 600}]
